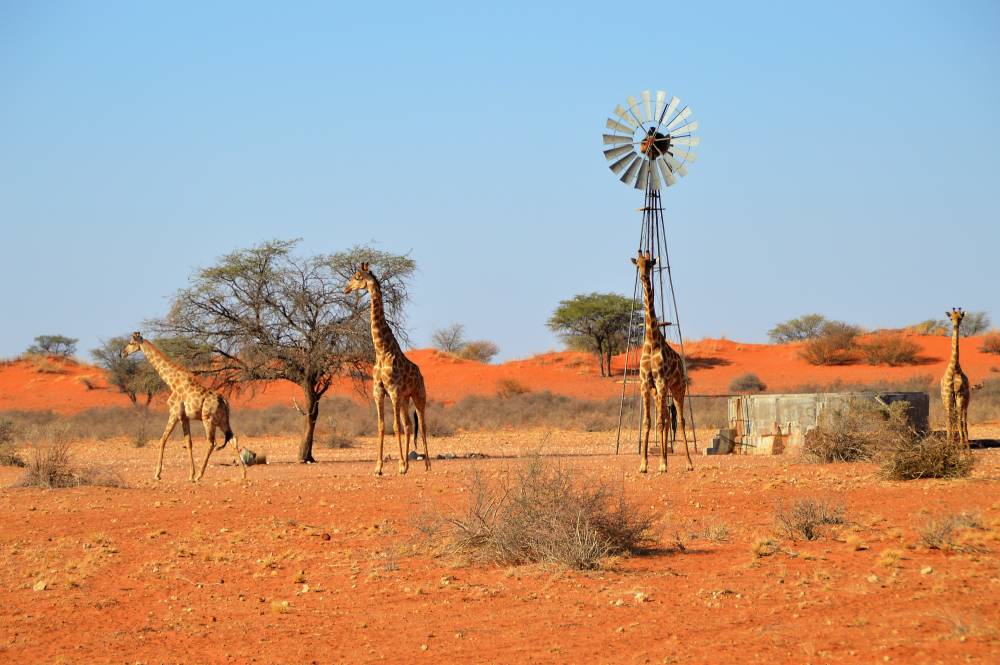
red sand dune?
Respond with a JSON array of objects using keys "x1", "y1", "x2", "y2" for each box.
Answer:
[{"x1": 1, "y1": 335, "x2": 997, "y2": 415}]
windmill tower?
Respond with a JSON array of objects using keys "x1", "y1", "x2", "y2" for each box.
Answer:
[{"x1": 602, "y1": 89, "x2": 700, "y2": 458}]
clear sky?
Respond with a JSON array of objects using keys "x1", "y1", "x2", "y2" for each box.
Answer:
[{"x1": 2, "y1": 1, "x2": 998, "y2": 361}]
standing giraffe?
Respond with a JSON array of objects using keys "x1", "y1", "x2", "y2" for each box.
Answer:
[
  {"x1": 121, "y1": 332, "x2": 247, "y2": 482},
  {"x1": 632, "y1": 251, "x2": 694, "y2": 473},
  {"x1": 941, "y1": 308, "x2": 971, "y2": 449},
  {"x1": 344, "y1": 263, "x2": 430, "y2": 476}
]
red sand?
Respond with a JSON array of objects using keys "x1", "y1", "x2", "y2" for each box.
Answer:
[{"x1": 2, "y1": 335, "x2": 997, "y2": 415}]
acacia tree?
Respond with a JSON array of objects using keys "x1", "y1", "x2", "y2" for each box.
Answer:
[
  {"x1": 152, "y1": 240, "x2": 415, "y2": 463},
  {"x1": 27, "y1": 335, "x2": 78, "y2": 357},
  {"x1": 547, "y1": 293, "x2": 634, "y2": 377}
]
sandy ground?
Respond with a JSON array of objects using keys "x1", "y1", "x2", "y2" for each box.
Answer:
[{"x1": 2, "y1": 425, "x2": 999, "y2": 664}]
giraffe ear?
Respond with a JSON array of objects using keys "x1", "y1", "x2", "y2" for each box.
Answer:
[{"x1": 630, "y1": 258, "x2": 637, "y2": 266}]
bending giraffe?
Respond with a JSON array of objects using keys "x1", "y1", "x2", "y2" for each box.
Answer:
[
  {"x1": 632, "y1": 251, "x2": 694, "y2": 473},
  {"x1": 344, "y1": 263, "x2": 430, "y2": 476},
  {"x1": 941, "y1": 308, "x2": 971, "y2": 449},
  {"x1": 121, "y1": 332, "x2": 247, "y2": 482}
]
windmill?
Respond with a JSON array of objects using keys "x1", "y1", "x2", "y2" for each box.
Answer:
[{"x1": 602, "y1": 89, "x2": 700, "y2": 458}]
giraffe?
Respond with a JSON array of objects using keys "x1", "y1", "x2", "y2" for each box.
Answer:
[
  {"x1": 121, "y1": 332, "x2": 248, "y2": 482},
  {"x1": 344, "y1": 263, "x2": 430, "y2": 476},
  {"x1": 631, "y1": 251, "x2": 694, "y2": 473},
  {"x1": 940, "y1": 308, "x2": 971, "y2": 449}
]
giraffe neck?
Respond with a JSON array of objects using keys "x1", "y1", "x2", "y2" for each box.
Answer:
[
  {"x1": 948, "y1": 323, "x2": 961, "y2": 370},
  {"x1": 638, "y1": 270, "x2": 661, "y2": 345},
  {"x1": 367, "y1": 277, "x2": 401, "y2": 357},
  {"x1": 139, "y1": 340, "x2": 190, "y2": 392}
]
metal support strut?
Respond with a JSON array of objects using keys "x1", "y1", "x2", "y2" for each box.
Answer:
[{"x1": 614, "y1": 180, "x2": 699, "y2": 459}]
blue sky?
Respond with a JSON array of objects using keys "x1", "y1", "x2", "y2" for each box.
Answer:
[{"x1": 2, "y1": 1, "x2": 998, "y2": 361}]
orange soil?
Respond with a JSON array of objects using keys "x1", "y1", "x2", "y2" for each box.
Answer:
[
  {"x1": 2, "y1": 335, "x2": 998, "y2": 415},
  {"x1": 1, "y1": 433, "x2": 998, "y2": 663}
]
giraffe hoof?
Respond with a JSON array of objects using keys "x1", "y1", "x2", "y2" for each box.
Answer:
[
  {"x1": 658, "y1": 465, "x2": 667, "y2": 474},
  {"x1": 685, "y1": 464, "x2": 694, "y2": 472},
  {"x1": 424, "y1": 460, "x2": 431, "y2": 471},
  {"x1": 374, "y1": 468, "x2": 383, "y2": 477},
  {"x1": 638, "y1": 466, "x2": 648, "y2": 474}
]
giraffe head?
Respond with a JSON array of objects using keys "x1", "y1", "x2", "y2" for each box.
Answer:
[
  {"x1": 946, "y1": 307, "x2": 965, "y2": 330},
  {"x1": 121, "y1": 331, "x2": 145, "y2": 358},
  {"x1": 630, "y1": 251, "x2": 656, "y2": 278},
  {"x1": 343, "y1": 262, "x2": 375, "y2": 295}
]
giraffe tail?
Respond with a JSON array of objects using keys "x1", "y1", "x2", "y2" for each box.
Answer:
[
  {"x1": 215, "y1": 428, "x2": 233, "y2": 451},
  {"x1": 413, "y1": 411, "x2": 419, "y2": 439}
]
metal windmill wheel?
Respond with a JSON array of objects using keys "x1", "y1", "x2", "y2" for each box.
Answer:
[{"x1": 602, "y1": 89, "x2": 701, "y2": 462}]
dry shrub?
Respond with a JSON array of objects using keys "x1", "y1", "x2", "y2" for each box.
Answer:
[
  {"x1": 18, "y1": 442, "x2": 126, "y2": 489},
  {"x1": 799, "y1": 325, "x2": 860, "y2": 366},
  {"x1": 774, "y1": 498, "x2": 844, "y2": 541},
  {"x1": 878, "y1": 433, "x2": 973, "y2": 480},
  {"x1": 495, "y1": 378, "x2": 531, "y2": 398},
  {"x1": 981, "y1": 332, "x2": 1000, "y2": 355},
  {"x1": 861, "y1": 334, "x2": 922, "y2": 366},
  {"x1": 0, "y1": 418, "x2": 25, "y2": 467},
  {"x1": 803, "y1": 399, "x2": 913, "y2": 463},
  {"x1": 457, "y1": 340, "x2": 499, "y2": 363},
  {"x1": 920, "y1": 512, "x2": 985, "y2": 551},
  {"x1": 423, "y1": 457, "x2": 653, "y2": 569},
  {"x1": 28, "y1": 355, "x2": 68, "y2": 374},
  {"x1": 729, "y1": 373, "x2": 766, "y2": 393}
]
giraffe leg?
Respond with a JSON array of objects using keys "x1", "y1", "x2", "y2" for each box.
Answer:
[
  {"x1": 402, "y1": 396, "x2": 414, "y2": 462},
  {"x1": 414, "y1": 391, "x2": 430, "y2": 471},
  {"x1": 957, "y1": 393, "x2": 970, "y2": 451},
  {"x1": 673, "y1": 393, "x2": 694, "y2": 471},
  {"x1": 196, "y1": 419, "x2": 216, "y2": 482},
  {"x1": 374, "y1": 383, "x2": 386, "y2": 476},
  {"x1": 181, "y1": 417, "x2": 197, "y2": 482},
  {"x1": 154, "y1": 413, "x2": 180, "y2": 481},
  {"x1": 656, "y1": 391, "x2": 670, "y2": 474},
  {"x1": 393, "y1": 398, "x2": 408, "y2": 475},
  {"x1": 640, "y1": 387, "x2": 652, "y2": 474}
]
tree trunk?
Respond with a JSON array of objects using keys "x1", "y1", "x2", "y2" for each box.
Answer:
[
  {"x1": 606, "y1": 346, "x2": 613, "y2": 379},
  {"x1": 595, "y1": 336, "x2": 607, "y2": 377},
  {"x1": 298, "y1": 385, "x2": 320, "y2": 463}
]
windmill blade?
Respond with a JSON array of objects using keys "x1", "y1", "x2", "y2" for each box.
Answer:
[
  {"x1": 657, "y1": 159, "x2": 677, "y2": 187},
  {"x1": 614, "y1": 104, "x2": 638, "y2": 129},
  {"x1": 620, "y1": 155, "x2": 643, "y2": 186},
  {"x1": 661, "y1": 152, "x2": 681, "y2": 170},
  {"x1": 626, "y1": 95, "x2": 645, "y2": 124},
  {"x1": 635, "y1": 160, "x2": 650, "y2": 190},
  {"x1": 609, "y1": 152, "x2": 637, "y2": 173},
  {"x1": 670, "y1": 121, "x2": 699, "y2": 135},
  {"x1": 641, "y1": 90, "x2": 652, "y2": 122},
  {"x1": 603, "y1": 144, "x2": 634, "y2": 161},
  {"x1": 675, "y1": 162, "x2": 689, "y2": 177},
  {"x1": 659, "y1": 96, "x2": 680, "y2": 125},
  {"x1": 670, "y1": 136, "x2": 701, "y2": 147},
  {"x1": 670, "y1": 149, "x2": 698, "y2": 163},
  {"x1": 603, "y1": 134, "x2": 633, "y2": 145},
  {"x1": 666, "y1": 106, "x2": 693, "y2": 130},
  {"x1": 654, "y1": 91, "x2": 666, "y2": 123},
  {"x1": 605, "y1": 118, "x2": 634, "y2": 134},
  {"x1": 648, "y1": 157, "x2": 661, "y2": 190}
]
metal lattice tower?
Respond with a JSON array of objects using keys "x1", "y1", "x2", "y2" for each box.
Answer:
[{"x1": 601, "y1": 89, "x2": 700, "y2": 460}]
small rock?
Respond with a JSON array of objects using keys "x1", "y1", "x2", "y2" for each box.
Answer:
[
  {"x1": 920, "y1": 566, "x2": 933, "y2": 575},
  {"x1": 634, "y1": 592, "x2": 649, "y2": 603},
  {"x1": 866, "y1": 574, "x2": 879, "y2": 583},
  {"x1": 33, "y1": 580, "x2": 47, "y2": 592},
  {"x1": 420, "y1": 644, "x2": 428, "y2": 651}
]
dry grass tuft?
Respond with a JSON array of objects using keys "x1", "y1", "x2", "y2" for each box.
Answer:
[
  {"x1": 0, "y1": 418, "x2": 25, "y2": 467},
  {"x1": 420, "y1": 456, "x2": 654, "y2": 569},
  {"x1": 729, "y1": 373, "x2": 766, "y2": 393},
  {"x1": 751, "y1": 537, "x2": 779, "y2": 558},
  {"x1": 17, "y1": 442, "x2": 126, "y2": 489},
  {"x1": 920, "y1": 513, "x2": 985, "y2": 552},
  {"x1": 495, "y1": 378, "x2": 531, "y2": 398},
  {"x1": 799, "y1": 324, "x2": 861, "y2": 366},
  {"x1": 774, "y1": 498, "x2": 845, "y2": 541}
]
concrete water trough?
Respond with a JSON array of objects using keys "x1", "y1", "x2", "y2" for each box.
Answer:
[{"x1": 706, "y1": 391, "x2": 929, "y2": 456}]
